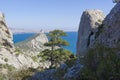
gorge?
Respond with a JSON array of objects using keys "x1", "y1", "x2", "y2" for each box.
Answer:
[{"x1": 0, "y1": 2, "x2": 120, "y2": 80}]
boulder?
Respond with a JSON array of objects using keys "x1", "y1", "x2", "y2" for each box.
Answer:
[
  {"x1": 30, "y1": 69, "x2": 57, "y2": 80},
  {"x1": 64, "y1": 60, "x2": 83, "y2": 80}
]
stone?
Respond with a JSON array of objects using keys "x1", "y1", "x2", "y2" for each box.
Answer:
[
  {"x1": 30, "y1": 69, "x2": 57, "y2": 80},
  {"x1": 64, "y1": 60, "x2": 83, "y2": 80},
  {"x1": 59, "y1": 63, "x2": 68, "y2": 70},
  {"x1": 76, "y1": 9, "x2": 105, "y2": 57}
]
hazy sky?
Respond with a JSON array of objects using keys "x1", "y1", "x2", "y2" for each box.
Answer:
[{"x1": 0, "y1": 0, "x2": 115, "y2": 31}]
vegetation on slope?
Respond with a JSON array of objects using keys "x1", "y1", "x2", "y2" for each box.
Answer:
[{"x1": 76, "y1": 44, "x2": 120, "y2": 80}]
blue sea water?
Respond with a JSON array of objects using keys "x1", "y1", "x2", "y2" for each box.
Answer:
[{"x1": 13, "y1": 32, "x2": 78, "y2": 54}]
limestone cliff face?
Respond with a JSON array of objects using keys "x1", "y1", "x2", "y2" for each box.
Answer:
[
  {"x1": 0, "y1": 13, "x2": 50, "y2": 69},
  {"x1": 0, "y1": 13, "x2": 22, "y2": 69},
  {"x1": 96, "y1": 3, "x2": 120, "y2": 48},
  {"x1": 15, "y1": 33, "x2": 49, "y2": 55},
  {"x1": 0, "y1": 13, "x2": 14, "y2": 52},
  {"x1": 77, "y1": 3, "x2": 120, "y2": 57},
  {"x1": 76, "y1": 10, "x2": 105, "y2": 57},
  {"x1": 15, "y1": 33, "x2": 51, "y2": 68}
]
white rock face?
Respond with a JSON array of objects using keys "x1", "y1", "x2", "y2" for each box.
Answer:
[
  {"x1": 15, "y1": 33, "x2": 49, "y2": 55},
  {"x1": 0, "y1": 13, "x2": 14, "y2": 52},
  {"x1": 15, "y1": 33, "x2": 51, "y2": 68},
  {"x1": 76, "y1": 10, "x2": 105, "y2": 57},
  {"x1": 0, "y1": 13, "x2": 21, "y2": 68},
  {"x1": 0, "y1": 13, "x2": 50, "y2": 69}
]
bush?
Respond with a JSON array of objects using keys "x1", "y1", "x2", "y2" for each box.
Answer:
[
  {"x1": 0, "y1": 64, "x2": 16, "y2": 71},
  {"x1": 15, "y1": 48, "x2": 23, "y2": 56},
  {"x1": 65, "y1": 54, "x2": 77, "y2": 67},
  {"x1": 77, "y1": 44, "x2": 120, "y2": 80},
  {"x1": 39, "y1": 49, "x2": 75, "y2": 68},
  {"x1": 31, "y1": 56, "x2": 38, "y2": 62},
  {"x1": 4, "y1": 58, "x2": 8, "y2": 62},
  {"x1": 8, "y1": 68, "x2": 35, "y2": 80}
]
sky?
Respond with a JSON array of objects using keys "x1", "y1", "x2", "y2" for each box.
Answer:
[{"x1": 0, "y1": 0, "x2": 115, "y2": 31}]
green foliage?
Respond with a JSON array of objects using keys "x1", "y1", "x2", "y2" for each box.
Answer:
[
  {"x1": 15, "y1": 48, "x2": 23, "y2": 56},
  {"x1": 0, "y1": 68, "x2": 36, "y2": 80},
  {"x1": 39, "y1": 49, "x2": 74, "y2": 68},
  {"x1": 0, "y1": 75, "x2": 5, "y2": 80},
  {"x1": 65, "y1": 54, "x2": 77, "y2": 67},
  {"x1": 44, "y1": 29, "x2": 69, "y2": 47},
  {"x1": 31, "y1": 56, "x2": 38, "y2": 62},
  {"x1": 98, "y1": 19, "x2": 102, "y2": 23},
  {"x1": 42, "y1": 29, "x2": 70, "y2": 68},
  {"x1": 77, "y1": 44, "x2": 120, "y2": 80},
  {"x1": 4, "y1": 58, "x2": 8, "y2": 62},
  {"x1": 0, "y1": 43, "x2": 3, "y2": 48},
  {"x1": 0, "y1": 67, "x2": 44, "y2": 80},
  {"x1": 8, "y1": 68, "x2": 35, "y2": 80},
  {"x1": 38, "y1": 49, "x2": 51, "y2": 62},
  {"x1": 0, "y1": 64, "x2": 16, "y2": 71}
]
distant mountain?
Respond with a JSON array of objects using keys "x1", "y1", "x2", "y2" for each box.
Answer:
[{"x1": 10, "y1": 27, "x2": 44, "y2": 34}]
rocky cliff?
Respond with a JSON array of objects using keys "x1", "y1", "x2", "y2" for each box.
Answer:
[
  {"x1": 96, "y1": 3, "x2": 120, "y2": 48},
  {"x1": 0, "y1": 13, "x2": 50, "y2": 70},
  {"x1": 76, "y1": 10, "x2": 105, "y2": 57},
  {"x1": 15, "y1": 33, "x2": 50, "y2": 56},
  {"x1": 0, "y1": 12, "x2": 14, "y2": 53},
  {"x1": 77, "y1": 3, "x2": 120, "y2": 57},
  {"x1": 0, "y1": 13, "x2": 21, "y2": 68},
  {"x1": 15, "y1": 33, "x2": 51, "y2": 68}
]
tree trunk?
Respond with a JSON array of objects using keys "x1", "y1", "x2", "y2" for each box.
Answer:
[{"x1": 50, "y1": 41, "x2": 54, "y2": 68}]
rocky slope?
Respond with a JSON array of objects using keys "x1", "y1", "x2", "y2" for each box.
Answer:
[
  {"x1": 0, "y1": 13, "x2": 50, "y2": 70},
  {"x1": 15, "y1": 33, "x2": 49, "y2": 56},
  {"x1": 76, "y1": 10, "x2": 105, "y2": 57}
]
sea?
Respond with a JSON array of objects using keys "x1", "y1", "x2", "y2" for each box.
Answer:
[{"x1": 13, "y1": 32, "x2": 78, "y2": 54}]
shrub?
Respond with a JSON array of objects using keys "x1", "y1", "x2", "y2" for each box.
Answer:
[
  {"x1": 77, "y1": 44, "x2": 120, "y2": 80},
  {"x1": 15, "y1": 48, "x2": 23, "y2": 56},
  {"x1": 39, "y1": 49, "x2": 75, "y2": 68},
  {"x1": 31, "y1": 56, "x2": 38, "y2": 62},
  {"x1": 5, "y1": 68, "x2": 36, "y2": 80},
  {"x1": 65, "y1": 54, "x2": 77, "y2": 67},
  {"x1": 4, "y1": 58, "x2": 8, "y2": 62},
  {"x1": 0, "y1": 64, "x2": 16, "y2": 71}
]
